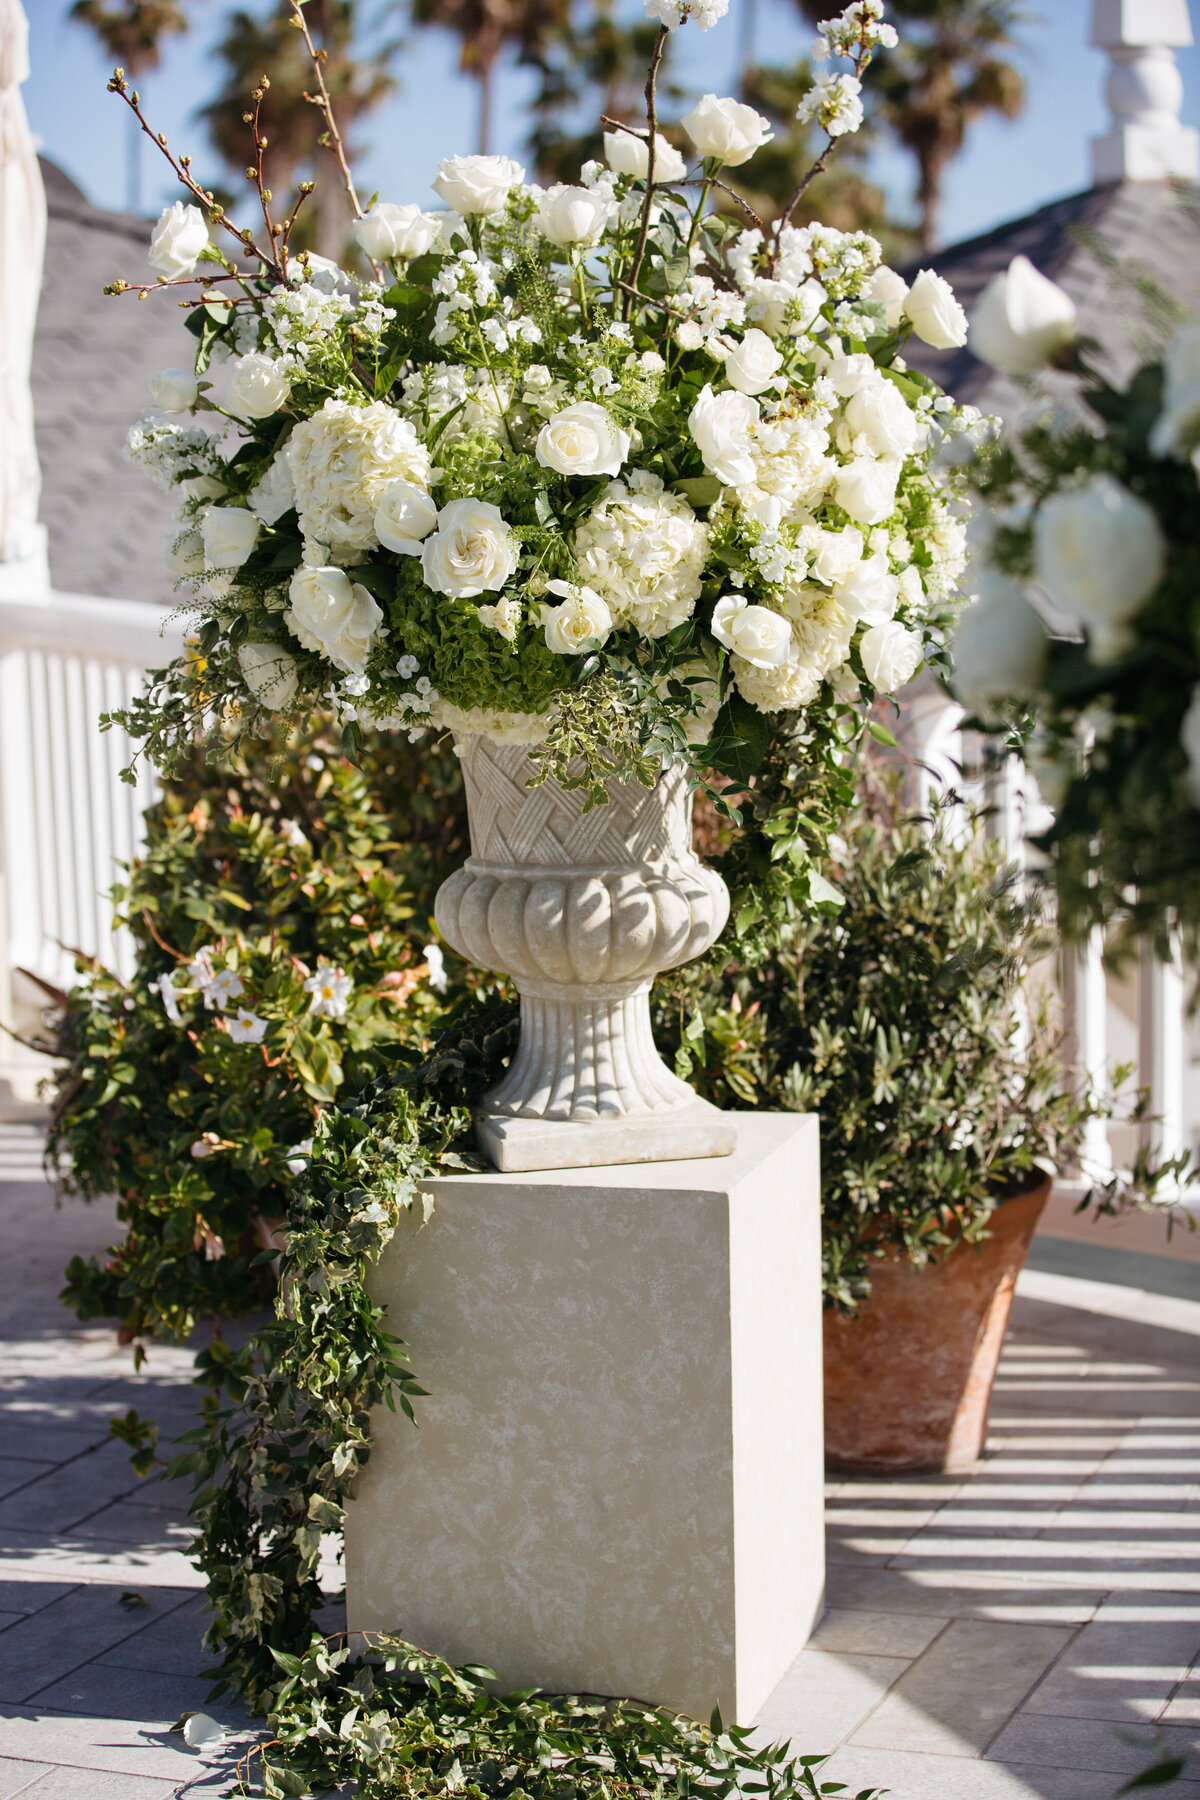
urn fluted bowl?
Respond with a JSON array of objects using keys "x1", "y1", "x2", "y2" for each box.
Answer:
[{"x1": 434, "y1": 734, "x2": 737, "y2": 1172}]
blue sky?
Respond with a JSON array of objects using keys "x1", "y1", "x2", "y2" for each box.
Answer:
[{"x1": 23, "y1": 0, "x2": 1200, "y2": 250}]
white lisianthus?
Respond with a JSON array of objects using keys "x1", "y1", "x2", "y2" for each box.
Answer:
[
  {"x1": 903, "y1": 269, "x2": 969, "y2": 350},
  {"x1": 574, "y1": 470, "x2": 708, "y2": 637},
  {"x1": 723, "y1": 329, "x2": 783, "y2": 395},
  {"x1": 949, "y1": 571, "x2": 1048, "y2": 713},
  {"x1": 536, "y1": 185, "x2": 614, "y2": 247},
  {"x1": 286, "y1": 565, "x2": 383, "y2": 674},
  {"x1": 602, "y1": 129, "x2": 686, "y2": 182},
  {"x1": 421, "y1": 498, "x2": 518, "y2": 598},
  {"x1": 165, "y1": 528, "x2": 204, "y2": 577},
  {"x1": 374, "y1": 480, "x2": 439, "y2": 555},
  {"x1": 688, "y1": 384, "x2": 759, "y2": 486},
  {"x1": 843, "y1": 374, "x2": 922, "y2": 460},
  {"x1": 536, "y1": 402, "x2": 631, "y2": 477},
  {"x1": 683, "y1": 95, "x2": 773, "y2": 167},
  {"x1": 1181, "y1": 685, "x2": 1200, "y2": 807},
  {"x1": 710, "y1": 594, "x2": 791, "y2": 667},
  {"x1": 860, "y1": 619, "x2": 922, "y2": 692},
  {"x1": 969, "y1": 255, "x2": 1076, "y2": 376},
  {"x1": 432, "y1": 153, "x2": 524, "y2": 216},
  {"x1": 809, "y1": 524, "x2": 863, "y2": 586},
  {"x1": 1150, "y1": 322, "x2": 1200, "y2": 458},
  {"x1": 836, "y1": 553, "x2": 899, "y2": 625},
  {"x1": 238, "y1": 641, "x2": 299, "y2": 709},
  {"x1": 148, "y1": 201, "x2": 209, "y2": 278},
  {"x1": 286, "y1": 398, "x2": 431, "y2": 551},
  {"x1": 1033, "y1": 472, "x2": 1164, "y2": 661},
  {"x1": 248, "y1": 453, "x2": 296, "y2": 525},
  {"x1": 861, "y1": 265, "x2": 909, "y2": 328},
  {"x1": 542, "y1": 580, "x2": 613, "y2": 653},
  {"x1": 201, "y1": 507, "x2": 259, "y2": 569},
  {"x1": 227, "y1": 352, "x2": 291, "y2": 420},
  {"x1": 149, "y1": 368, "x2": 198, "y2": 413},
  {"x1": 834, "y1": 457, "x2": 900, "y2": 524},
  {"x1": 353, "y1": 202, "x2": 441, "y2": 261}
]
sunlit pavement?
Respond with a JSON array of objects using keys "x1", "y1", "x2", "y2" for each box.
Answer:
[{"x1": 0, "y1": 1121, "x2": 1198, "y2": 1798}]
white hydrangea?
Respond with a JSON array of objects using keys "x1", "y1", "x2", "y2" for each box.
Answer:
[
  {"x1": 741, "y1": 405, "x2": 838, "y2": 521},
  {"x1": 734, "y1": 584, "x2": 856, "y2": 711},
  {"x1": 285, "y1": 399, "x2": 431, "y2": 552},
  {"x1": 923, "y1": 501, "x2": 970, "y2": 600},
  {"x1": 574, "y1": 471, "x2": 709, "y2": 637}
]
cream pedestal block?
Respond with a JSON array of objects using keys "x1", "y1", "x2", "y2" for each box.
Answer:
[{"x1": 345, "y1": 1113, "x2": 824, "y2": 1724}]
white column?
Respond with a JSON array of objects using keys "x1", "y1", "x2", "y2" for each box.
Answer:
[
  {"x1": 0, "y1": 0, "x2": 49, "y2": 594},
  {"x1": 1062, "y1": 929, "x2": 1113, "y2": 1175},
  {"x1": 1138, "y1": 932, "x2": 1186, "y2": 1170},
  {"x1": 1091, "y1": 0, "x2": 1199, "y2": 182}
]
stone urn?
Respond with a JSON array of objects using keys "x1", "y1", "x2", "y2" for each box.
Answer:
[
  {"x1": 822, "y1": 1175, "x2": 1052, "y2": 1474},
  {"x1": 434, "y1": 735, "x2": 736, "y2": 1173}
]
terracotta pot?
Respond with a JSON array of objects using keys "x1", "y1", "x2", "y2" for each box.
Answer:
[{"x1": 822, "y1": 1176, "x2": 1052, "y2": 1475}]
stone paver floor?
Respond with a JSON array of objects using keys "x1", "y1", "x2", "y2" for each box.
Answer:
[{"x1": 0, "y1": 1121, "x2": 1198, "y2": 1797}]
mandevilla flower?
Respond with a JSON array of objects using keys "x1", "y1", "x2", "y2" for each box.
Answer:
[
  {"x1": 305, "y1": 963, "x2": 354, "y2": 1019},
  {"x1": 227, "y1": 1008, "x2": 267, "y2": 1045}
]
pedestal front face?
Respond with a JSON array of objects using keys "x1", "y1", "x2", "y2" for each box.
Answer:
[{"x1": 345, "y1": 1114, "x2": 824, "y2": 1724}]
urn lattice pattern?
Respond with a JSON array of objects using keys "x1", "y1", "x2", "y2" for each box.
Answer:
[{"x1": 434, "y1": 736, "x2": 735, "y2": 1171}]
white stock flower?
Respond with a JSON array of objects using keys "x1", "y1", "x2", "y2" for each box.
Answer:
[
  {"x1": 644, "y1": 0, "x2": 730, "y2": 30},
  {"x1": 834, "y1": 456, "x2": 899, "y2": 524},
  {"x1": 227, "y1": 352, "x2": 291, "y2": 420},
  {"x1": 201, "y1": 507, "x2": 259, "y2": 569},
  {"x1": 861, "y1": 265, "x2": 908, "y2": 328},
  {"x1": 1182, "y1": 685, "x2": 1200, "y2": 807},
  {"x1": 148, "y1": 202, "x2": 209, "y2": 278},
  {"x1": 710, "y1": 595, "x2": 792, "y2": 667},
  {"x1": 148, "y1": 368, "x2": 198, "y2": 413},
  {"x1": 1033, "y1": 473, "x2": 1164, "y2": 661},
  {"x1": 536, "y1": 184, "x2": 614, "y2": 246},
  {"x1": 286, "y1": 565, "x2": 384, "y2": 674},
  {"x1": 374, "y1": 480, "x2": 439, "y2": 554},
  {"x1": 227, "y1": 1008, "x2": 267, "y2": 1045},
  {"x1": 723, "y1": 328, "x2": 783, "y2": 394},
  {"x1": 542, "y1": 580, "x2": 613, "y2": 653},
  {"x1": 536, "y1": 402, "x2": 631, "y2": 477},
  {"x1": 969, "y1": 255, "x2": 1076, "y2": 376},
  {"x1": 432, "y1": 154, "x2": 524, "y2": 216},
  {"x1": 248, "y1": 453, "x2": 296, "y2": 525},
  {"x1": 688, "y1": 384, "x2": 759, "y2": 486},
  {"x1": 574, "y1": 471, "x2": 708, "y2": 637},
  {"x1": 796, "y1": 72, "x2": 863, "y2": 138},
  {"x1": 949, "y1": 571, "x2": 1048, "y2": 713},
  {"x1": 238, "y1": 641, "x2": 299, "y2": 709},
  {"x1": 353, "y1": 202, "x2": 441, "y2": 260},
  {"x1": 843, "y1": 373, "x2": 922, "y2": 460},
  {"x1": 1150, "y1": 322, "x2": 1200, "y2": 458},
  {"x1": 286, "y1": 399, "x2": 431, "y2": 552},
  {"x1": 683, "y1": 95, "x2": 773, "y2": 166},
  {"x1": 421, "y1": 498, "x2": 518, "y2": 598},
  {"x1": 860, "y1": 619, "x2": 922, "y2": 692},
  {"x1": 903, "y1": 269, "x2": 968, "y2": 350},
  {"x1": 602, "y1": 129, "x2": 687, "y2": 181},
  {"x1": 305, "y1": 963, "x2": 354, "y2": 1018}
]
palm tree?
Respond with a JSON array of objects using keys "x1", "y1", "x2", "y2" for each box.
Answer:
[
  {"x1": 527, "y1": 0, "x2": 674, "y2": 184},
  {"x1": 69, "y1": 0, "x2": 191, "y2": 210},
  {"x1": 798, "y1": 0, "x2": 1026, "y2": 250},
  {"x1": 415, "y1": 0, "x2": 572, "y2": 157}
]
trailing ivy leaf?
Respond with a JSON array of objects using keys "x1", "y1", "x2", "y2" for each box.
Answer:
[{"x1": 705, "y1": 694, "x2": 771, "y2": 786}]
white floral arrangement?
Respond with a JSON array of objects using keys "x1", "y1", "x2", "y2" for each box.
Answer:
[{"x1": 108, "y1": 0, "x2": 973, "y2": 790}]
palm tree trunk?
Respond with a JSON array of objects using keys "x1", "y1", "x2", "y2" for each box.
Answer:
[
  {"x1": 737, "y1": 0, "x2": 757, "y2": 101},
  {"x1": 477, "y1": 62, "x2": 494, "y2": 156}
]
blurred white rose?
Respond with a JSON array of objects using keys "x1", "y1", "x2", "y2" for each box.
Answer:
[
  {"x1": 861, "y1": 265, "x2": 909, "y2": 328},
  {"x1": 375, "y1": 480, "x2": 439, "y2": 554},
  {"x1": 542, "y1": 580, "x2": 613, "y2": 653},
  {"x1": 949, "y1": 571, "x2": 1048, "y2": 713},
  {"x1": 688, "y1": 384, "x2": 758, "y2": 486},
  {"x1": 1181, "y1": 685, "x2": 1200, "y2": 806},
  {"x1": 1033, "y1": 472, "x2": 1164, "y2": 661},
  {"x1": 683, "y1": 94, "x2": 773, "y2": 167},
  {"x1": 201, "y1": 507, "x2": 259, "y2": 569},
  {"x1": 248, "y1": 454, "x2": 296, "y2": 525},
  {"x1": 602, "y1": 129, "x2": 686, "y2": 181},
  {"x1": 227, "y1": 353, "x2": 291, "y2": 420},
  {"x1": 1150, "y1": 322, "x2": 1200, "y2": 458},
  {"x1": 536, "y1": 402, "x2": 631, "y2": 477},
  {"x1": 536, "y1": 184, "x2": 614, "y2": 246},
  {"x1": 165, "y1": 528, "x2": 204, "y2": 578},
  {"x1": 148, "y1": 368, "x2": 198, "y2": 413},
  {"x1": 421, "y1": 498, "x2": 518, "y2": 597},
  {"x1": 432, "y1": 154, "x2": 524, "y2": 216},
  {"x1": 723, "y1": 328, "x2": 782, "y2": 395},
  {"x1": 860, "y1": 619, "x2": 922, "y2": 692},
  {"x1": 148, "y1": 202, "x2": 209, "y2": 278},
  {"x1": 710, "y1": 595, "x2": 791, "y2": 667},
  {"x1": 238, "y1": 641, "x2": 299, "y2": 709},
  {"x1": 353, "y1": 202, "x2": 441, "y2": 261},
  {"x1": 969, "y1": 255, "x2": 1076, "y2": 376},
  {"x1": 903, "y1": 268, "x2": 968, "y2": 350},
  {"x1": 834, "y1": 457, "x2": 899, "y2": 525},
  {"x1": 286, "y1": 565, "x2": 383, "y2": 673}
]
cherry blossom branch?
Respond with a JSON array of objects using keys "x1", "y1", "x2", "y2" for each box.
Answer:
[{"x1": 622, "y1": 24, "x2": 669, "y2": 322}]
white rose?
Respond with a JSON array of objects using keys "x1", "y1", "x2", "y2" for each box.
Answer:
[
  {"x1": 248, "y1": 453, "x2": 296, "y2": 525},
  {"x1": 809, "y1": 524, "x2": 863, "y2": 586},
  {"x1": 710, "y1": 595, "x2": 791, "y2": 668},
  {"x1": 602, "y1": 129, "x2": 687, "y2": 182},
  {"x1": 375, "y1": 480, "x2": 439, "y2": 554},
  {"x1": 949, "y1": 571, "x2": 1048, "y2": 713},
  {"x1": 165, "y1": 528, "x2": 204, "y2": 577},
  {"x1": 432, "y1": 153, "x2": 524, "y2": 216},
  {"x1": 201, "y1": 507, "x2": 259, "y2": 569},
  {"x1": 542, "y1": 580, "x2": 613, "y2": 653},
  {"x1": 1150, "y1": 322, "x2": 1200, "y2": 457},
  {"x1": 536, "y1": 184, "x2": 614, "y2": 247},
  {"x1": 860, "y1": 620, "x2": 922, "y2": 692},
  {"x1": 688, "y1": 384, "x2": 758, "y2": 487},
  {"x1": 683, "y1": 94, "x2": 773, "y2": 167},
  {"x1": 843, "y1": 375, "x2": 921, "y2": 460},
  {"x1": 536, "y1": 402, "x2": 631, "y2": 478},
  {"x1": 148, "y1": 201, "x2": 209, "y2": 278},
  {"x1": 238, "y1": 641, "x2": 299, "y2": 709},
  {"x1": 969, "y1": 255, "x2": 1076, "y2": 377},
  {"x1": 286, "y1": 565, "x2": 383, "y2": 674},
  {"x1": 724, "y1": 328, "x2": 783, "y2": 395},
  {"x1": 1181, "y1": 686, "x2": 1200, "y2": 807},
  {"x1": 903, "y1": 268, "x2": 968, "y2": 350},
  {"x1": 148, "y1": 368, "x2": 198, "y2": 413},
  {"x1": 1033, "y1": 472, "x2": 1164, "y2": 660},
  {"x1": 227, "y1": 353, "x2": 291, "y2": 420},
  {"x1": 861, "y1": 265, "x2": 909, "y2": 328},
  {"x1": 835, "y1": 457, "x2": 899, "y2": 525},
  {"x1": 836, "y1": 553, "x2": 899, "y2": 625},
  {"x1": 421, "y1": 498, "x2": 518, "y2": 598},
  {"x1": 353, "y1": 202, "x2": 441, "y2": 261}
]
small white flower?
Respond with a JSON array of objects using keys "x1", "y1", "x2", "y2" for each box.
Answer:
[
  {"x1": 205, "y1": 968, "x2": 244, "y2": 1013},
  {"x1": 644, "y1": 0, "x2": 730, "y2": 28},
  {"x1": 305, "y1": 963, "x2": 354, "y2": 1019},
  {"x1": 710, "y1": 595, "x2": 792, "y2": 668},
  {"x1": 149, "y1": 202, "x2": 209, "y2": 278},
  {"x1": 796, "y1": 72, "x2": 864, "y2": 139},
  {"x1": 396, "y1": 654, "x2": 419, "y2": 679},
  {"x1": 477, "y1": 596, "x2": 523, "y2": 641},
  {"x1": 155, "y1": 972, "x2": 183, "y2": 1024},
  {"x1": 148, "y1": 368, "x2": 198, "y2": 413},
  {"x1": 285, "y1": 1137, "x2": 314, "y2": 1176},
  {"x1": 227, "y1": 1008, "x2": 267, "y2": 1045},
  {"x1": 423, "y1": 944, "x2": 449, "y2": 994},
  {"x1": 683, "y1": 94, "x2": 773, "y2": 167}
]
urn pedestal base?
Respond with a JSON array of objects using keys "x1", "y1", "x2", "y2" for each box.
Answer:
[{"x1": 478, "y1": 1094, "x2": 737, "y2": 1173}]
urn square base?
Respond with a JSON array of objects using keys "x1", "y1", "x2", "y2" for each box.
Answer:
[
  {"x1": 345, "y1": 1113, "x2": 824, "y2": 1724},
  {"x1": 476, "y1": 1096, "x2": 738, "y2": 1173}
]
